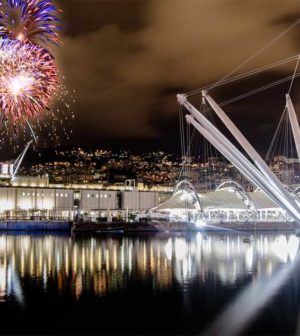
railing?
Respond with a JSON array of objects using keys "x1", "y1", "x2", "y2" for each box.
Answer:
[{"x1": 0, "y1": 216, "x2": 70, "y2": 221}]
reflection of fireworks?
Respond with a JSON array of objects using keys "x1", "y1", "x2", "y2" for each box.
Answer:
[
  {"x1": 0, "y1": 39, "x2": 58, "y2": 123},
  {"x1": 0, "y1": 0, "x2": 61, "y2": 46}
]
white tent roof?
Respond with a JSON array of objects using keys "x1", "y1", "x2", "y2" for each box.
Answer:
[
  {"x1": 250, "y1": 190, "x2": 279, "y2": 209},
  {"x1": 152, "y1": 189, "x2": 280, "y2": 213},
  {"x1": 200, "y1": 190, "x2": 248, "y2": 210},
  {"x1": 153, "y1": 189, "x2": 199, "y2": 211}
]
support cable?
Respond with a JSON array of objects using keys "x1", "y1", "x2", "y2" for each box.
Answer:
[
  {"x1": 186, "y1": 20, "x2": 300, "y2": 96},
  {"x1": 288, "y1": 55, "x2": 300, "y2": 94}
]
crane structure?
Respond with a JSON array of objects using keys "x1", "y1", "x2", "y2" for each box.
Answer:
[
  {"x1": 11, "y1": 140, "x2": 32, "y2": 180},
  {"x1": 177, "y1": 92, "x2": 300, "y2": 223}
]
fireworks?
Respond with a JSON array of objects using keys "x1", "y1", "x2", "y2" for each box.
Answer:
[
  {"x1": 0, "y1": 39, "x2": 58, "y2": 122},
  {"x1": 0, "y1": 0, "x2": 61, "y2": 46},
  {"x1": 0, "y1": 0, "x2": 74, "y2": 151}
]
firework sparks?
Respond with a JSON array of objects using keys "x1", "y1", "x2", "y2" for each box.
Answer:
[
  {"x1": 0, "y1": 39, "x2": 58, "y2": 123},
  {"x1": 0, "y1": 0, "x2": 61, "y2": 46},
  {"x1": 0, "y1": 0, "x2": 74, "y2": 151}
]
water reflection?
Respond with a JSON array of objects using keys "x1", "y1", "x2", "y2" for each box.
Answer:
[{"x1": 0, "y1": 232, "x2": 299, "y2": 303}]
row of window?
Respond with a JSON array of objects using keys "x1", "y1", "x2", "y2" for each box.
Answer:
[
  {"x1": 86, "y1": 194, "x2": 109, "y2": 199},
  {"x1": 19, "y1": 192, "x2": 112, "y2": 199},
  {"x1": 21, "y1": 192, "x2": 69, "y2": 198}
]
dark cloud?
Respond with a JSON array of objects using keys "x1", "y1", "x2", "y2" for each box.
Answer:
[
  {"x1": 58, "y1": 0, "x2": 150, "y2": 36},
  {"x1": 55, "y1": 0, "x2": 300, "y2": 153}
]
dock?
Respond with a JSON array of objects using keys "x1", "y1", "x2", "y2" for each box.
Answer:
[{"x1": 71, "y1": 220, "x2": 298, "y2": 233}]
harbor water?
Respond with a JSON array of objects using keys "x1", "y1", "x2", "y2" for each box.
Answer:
[{"x1": 0, "y1": 231, "x2": 300, "y2": 335}]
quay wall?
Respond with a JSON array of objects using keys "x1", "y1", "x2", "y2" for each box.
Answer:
[{"x1": 0, "y1": 220, "x2": 71, "y2": 231}]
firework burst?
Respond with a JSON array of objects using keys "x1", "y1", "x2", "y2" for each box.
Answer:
[
  {"x1": 0, "y1": 0, "x2": 74, "y2": 151},
  {"x1": 0, "y1": 39, "x2": 58, "y2": 125},
  {"x1": 0, "y1": 0, "x2": 61, "y2": 47}
]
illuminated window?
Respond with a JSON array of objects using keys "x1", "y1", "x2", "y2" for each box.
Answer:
[
  {"x1": 87, "y1": 194, "x2": 90, "y2": 198},
  {"x1": 104, "y1": 194, "x2": 107, "y2": 198}
]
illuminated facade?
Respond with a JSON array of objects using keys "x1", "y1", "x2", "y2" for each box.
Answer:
[
  {"x1": 0, "y1": 181, "x2": 161, "y2": 220},
  {"x1": 174, "y1": 91, "x2": 300, "y2": 225},
  {"x1": 146, "y1": 179, "x2": 292, "y2": 224}
]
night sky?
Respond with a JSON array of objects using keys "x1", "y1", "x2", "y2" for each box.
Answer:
[{"x1": 53, "y1": 0, "x2": 300, "y2": 154}]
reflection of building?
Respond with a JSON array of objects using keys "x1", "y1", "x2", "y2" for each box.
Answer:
[{"x1": 0, "y1": 233, "x2": 298, "y2": 302}]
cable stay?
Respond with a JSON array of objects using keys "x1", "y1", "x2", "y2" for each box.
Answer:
[
  {"x1": 177, "y1": 98, "x2": 228, "y2": 193},
  {"x1": 186, "y1": 19, "x2": 300, "y2": 97},
  {"x1": 206, "y1": 72, "x2": 300, "y2": 111},
  {"x1": 186, "y1": 54, "x2": 300, "y2": 96},
  {"x1": 264, "y1": 55, "x2": 300, "y2": 188}
]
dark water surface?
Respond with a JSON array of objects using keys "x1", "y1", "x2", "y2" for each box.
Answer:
[{"x1": 0, "y1": 231, "x2": 300, "y2": 335}]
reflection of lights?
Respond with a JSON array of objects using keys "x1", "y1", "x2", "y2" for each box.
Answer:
[
  {"x1": 106, "y1": 250, "x2": 109, "y2": 272},
  {"x1": 175, "y1": 239, "x2": 188, "y2": 260},
  {"x1": 0, "y1": 262, "x2": 6, "y2": 300},
  {"x1": 65, "y1": 248, "x2": 69, "y2": 275},
  {"x1": 0, "y1": 236, "x2": 6, "y2": 252},
  {"x1": 287, "y1": 235, "x2": 299, "y2": 261},
  {"x1": 73, "y1": 246, "x2": 77, "y2": 274},
  {"x1": 164, "y1": 239, "x2": 173, "y2": 261},
  {"x1": 113, "y1": 245, "x2": 117, "y2": 270},
  {"x1": 245, "y1": 247, "x2": 253, "y2": 271},
  {"x1": 30, "y1": 250, "x2": 34, "y2": 275},
  {"x1": 98, "y1": 248, "x2": 102, "y2": 269},
  {"x1": 21, "y1": 237, "x2": 30, "y2": 252},
  {"x1": 121, "y1": 243, "x2": 124, "y2": 272},
  {"x1": 0, "y1": 232, "x2": 298, "y2": 301},
  {"x1": 56, "y1": 250, "x2": 61, "y2": 271},
  {"x1": 272, "y1": 235, "x2": 288, "y2": 262},
  {"x1": 143, "y1": 242, "x2": 146, "y2": 270}
]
